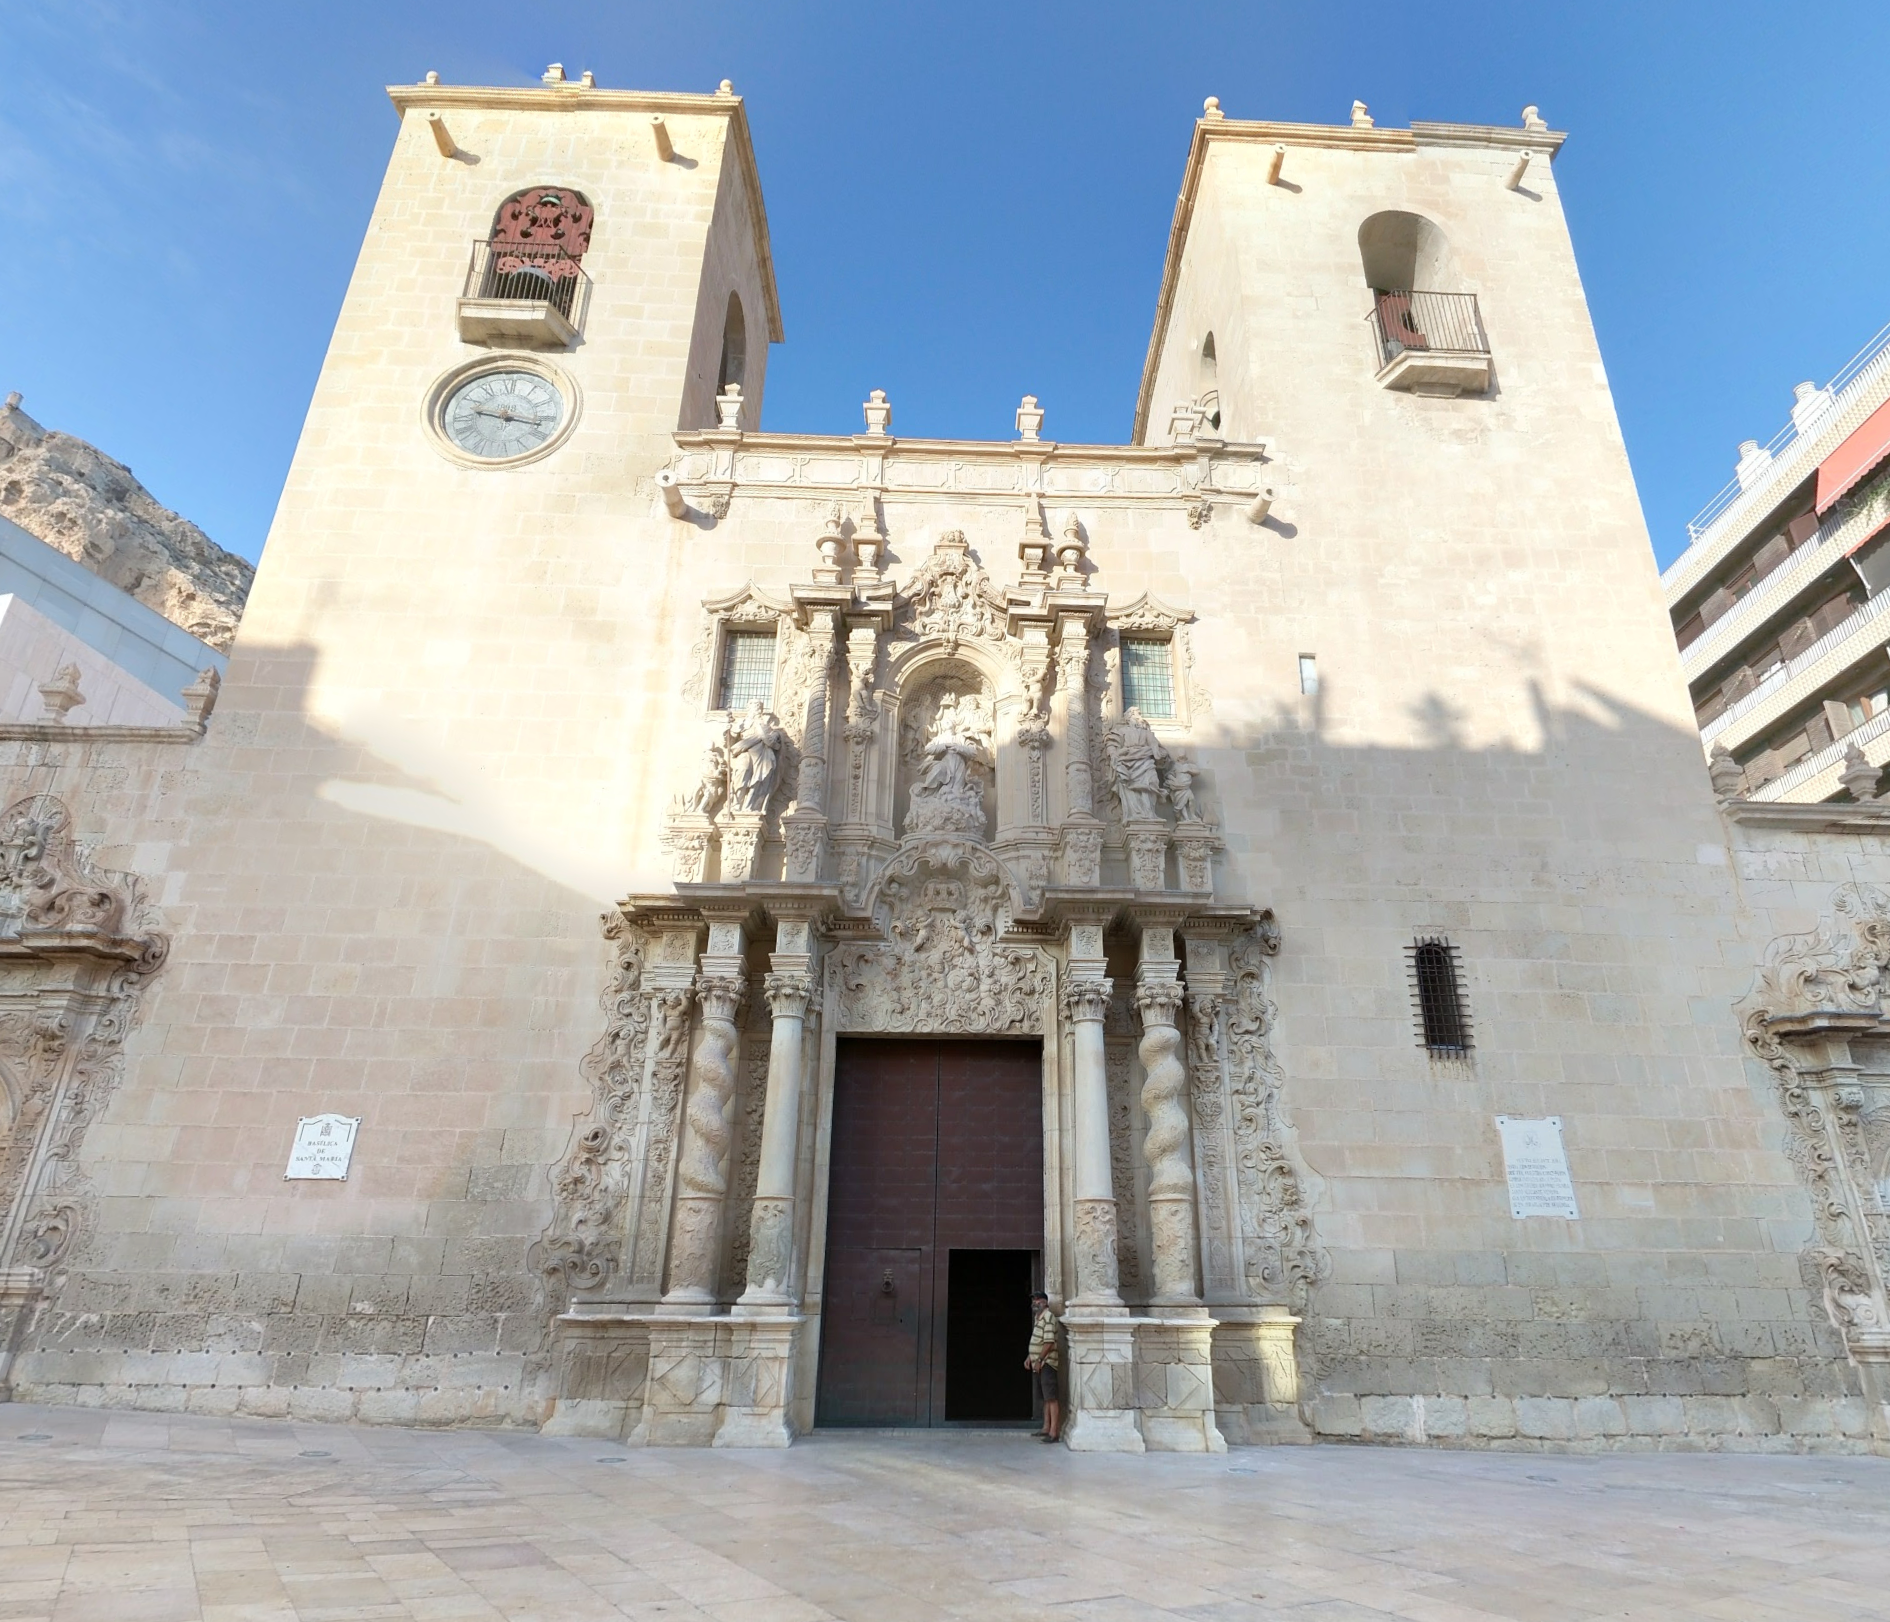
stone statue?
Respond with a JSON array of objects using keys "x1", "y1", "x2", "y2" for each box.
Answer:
[
  {"x1": 1106, "y1": 708, "x2": 1170, "y2": 821},
  {"x1": 679, "y1": 743, "x2": 729, "y2": 816},
  {"x1": 724, "y1": 701, "x2": 787, "y2": 814},
  {"x1": 1164, "y1": 755, "x2": 1203, "y2": 823},
  {"x1": 906, "y1": 690, "x2": 992, "y2": 836}
]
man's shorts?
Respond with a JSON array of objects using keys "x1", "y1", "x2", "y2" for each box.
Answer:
[{"x1": 1036, "y1": 1362, "x2": 1060, "y2": 1402}]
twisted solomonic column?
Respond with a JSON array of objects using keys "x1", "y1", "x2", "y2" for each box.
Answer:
[
  {"x1": 663, "y1": 970, "x2": 746, "y2": 1305},
  {"x1": 1137, "y1": 977, "x2": 1201, "y2": 1305},
  {"x1": 737, "y1": 968, "x2": 814, "y2": 1307}
]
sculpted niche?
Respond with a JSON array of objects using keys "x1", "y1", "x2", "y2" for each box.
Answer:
[{"x1": 898, "y1": 672, "x2": 995, "y2": 841}]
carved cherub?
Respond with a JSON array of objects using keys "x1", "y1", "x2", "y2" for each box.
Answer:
[
  {"x1": 1163, "y1": 755, "x2": 1204, "y2": 823},
  {"x1": 678, "y1": 743, "x2": 729, "y2": 817}
]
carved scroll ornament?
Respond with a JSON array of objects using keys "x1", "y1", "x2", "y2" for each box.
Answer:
[
  {"x1": 0, "y1": 796, "x2": 167, "y2": 1287},
  {"x1": 835, "y1": 839, "x2": 1048, "y2": 1034}
]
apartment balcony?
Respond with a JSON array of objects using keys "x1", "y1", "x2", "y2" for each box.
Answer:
[
  {"x1": 1366, "y1": 290, "x2": 1491, "y2": 397},
  {"x1": 1699, "y1": 590, "x2": 1890, "y2": 756},
  {"x1": 456, "y1": 240, "x2": 590, "y2": 349}
]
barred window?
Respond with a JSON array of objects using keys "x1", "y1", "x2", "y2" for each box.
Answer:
[
  {"x1": 1121, "y1": 637, "x2": 1176, "y2": 719},
  {"x1": 1410, "y1": 937, "x2": 1471, "y2": 1053},
  {"x1": 716, "y1": 628, "x2": 776, "y2": 711}
]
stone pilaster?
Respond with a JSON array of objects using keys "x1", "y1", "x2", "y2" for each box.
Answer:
[
  {"x1": 621, "y1": 917, "x2": 704, "y2": 1301},
  {"x1": 1136, "y1": 925, "x2": 1200, "y2": 1307},
  {"x1": 662, "y1": 918, "x2": 748, "y2": 1309},
  {"x1": 737, "y1": 919, "x2": 816, "y2": 1311},
  {"x1": 1056, "y1": 616, "x2": 1103, "y2": 886},
  {"x1": 781, "y1": 607, "x2": 838, "y2": 882}
]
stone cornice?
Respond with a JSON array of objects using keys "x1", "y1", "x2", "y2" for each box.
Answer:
[
  {"x1": 0, "y1": 723, "x2": 201, "y2": 745},
  {"x1": 385, "y1": 80, "x2": 783, "y2": 343},
  {"x1": 1722, "y1": 800, "x2": 1890, "y2": 835},
  {"x1": 664, "y1": 428, "x2": 1272, "y2": 514},
  {"x1": 1132, "y1": 113, "x2": 1566, "y2": 444}
]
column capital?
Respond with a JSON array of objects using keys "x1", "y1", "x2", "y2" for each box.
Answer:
[
  {"x1": 763, "y1": 970, "x2": 813, "y2": 1020},
  {"x1": 1135, "y1": 979, "x2": 1185, "y2": 1028},
  {"x1": 1062, "y1": 976, "x2": 1114, "y2": 1025},
  {"x1": 694, "y1": 970, "x2": 747, "y2": 1024}
]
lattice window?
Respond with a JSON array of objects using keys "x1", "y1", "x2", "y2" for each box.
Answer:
[
  {"x1": 717, "y1": 629, "x2": 777, "y2": 711},
  {"x1": 1409, "y1": 937, "x2": 1472, "y2": 1054},
  {"x1": 1121, "y1": 637, "x2": 1176, "y2": 719}
]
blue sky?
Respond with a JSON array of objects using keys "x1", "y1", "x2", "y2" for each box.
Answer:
[{"x1": 3, "y1": 2, "x2": 1887, "y2": 571}]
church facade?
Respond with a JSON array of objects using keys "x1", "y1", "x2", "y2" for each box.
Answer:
[{"x1": 4, "y1": 73, "x2": 1890, "y2": 1453}]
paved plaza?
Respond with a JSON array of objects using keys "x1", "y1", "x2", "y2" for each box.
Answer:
[{"x1": 1, "y1": 1404, "x2": 1887, "y2": 1620}]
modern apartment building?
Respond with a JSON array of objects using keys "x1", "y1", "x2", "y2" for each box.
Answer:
[{"x1": 1664, "y1": 323, "x2": 1890, "y2": 800}]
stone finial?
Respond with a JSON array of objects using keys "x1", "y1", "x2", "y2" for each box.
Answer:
[
  {"x1": 1522, "y1": 105, "x2": 1548, "y2": 132},
  {"x1": 38, "y1": 664, "x2": 84, "y2": 724},
  {"x1": 715, "y1": 382, "x2": 744, "y2": 431},
  {"x1": 181, "y1": 667, "x2": 221, "y2": 731},
  {"x1": 1167, "y1": 400, "x2": 1201, "y2": 445},
  {"x1": 814, "y1": 504, "x2": 847, "y2": 583},
  {"x1": 3, "y1": 391, "x2": 19, "y2": 411},
  {"x1": 579, "y1": 69, "x2": 595, "y2": 88},
  {"x1": 1707, "y1": 742, "x2": 1744, "y2": 801},
  {"x1": 1019, "y1": 502, "x2": 1051, "y2": 578},
  {"x1": 1350, "y1": 100, "x2": 1373, "y2": 129},
  {"x1": 423, "y1": 70, "x2": 440, "y2": 85},
  {"x1": 1840, "y1": 743, "x2": 1881, "y2": 803},
  {"x1": 1202, "y1": 96, "x2": 1224, "y2": 121},
  {"x1": 1056, "y1": 513, "x2": 1087, "y2": 579},
  {"x1": 862, "y1": 389, "x2": 892, "y2": 436},
  {"x1": 1015, "y1": 395, "x2": 1044, "y2": 442},
  {"x1": 854, "y1": 499, "x2": 884, "y2": 578},
  {"x1": 719, "y1": 79, "x2": 734, "y2": 95},
  {"x1": 542, "y1": 63, "x2": 567, "y2": 84}
]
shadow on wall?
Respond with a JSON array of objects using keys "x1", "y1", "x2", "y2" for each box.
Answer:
[{"x1": 0, "y1": 631, "x2": 1797, "y2": 1430}]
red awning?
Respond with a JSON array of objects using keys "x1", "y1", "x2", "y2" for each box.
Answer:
[
  {"x1": 1817, "y1": 395, "x2": 1890, "y2": 514},
  {"x1": 1845, "y1": 508, "x2": 1890, "y2": 560}
]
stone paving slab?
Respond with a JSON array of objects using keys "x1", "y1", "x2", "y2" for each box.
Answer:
[{"x1": 0, "y1": 1403, "x2": 1887, "y2": 1620}]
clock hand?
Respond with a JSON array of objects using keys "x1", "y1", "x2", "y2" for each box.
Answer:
[{"x1": 469, "y1": 405, "x2": 545, "y2": 426}]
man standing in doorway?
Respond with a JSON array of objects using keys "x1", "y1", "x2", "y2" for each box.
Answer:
[{"x1": 1026, "y1": 1290, "x2": 1061, "y2": 1442}]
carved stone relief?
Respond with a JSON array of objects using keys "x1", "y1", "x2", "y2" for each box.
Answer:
[
  {"x1": 834, "y1": 840, "x2": 1048, "y2": 1034},
  {"x1": 891, "y1": 531, "x2": 1009, "y2": 657},
  {"x1": 532, "y1": 915, "x2": 650, "y2": 1299},
  {"x1": 1222, "y1": 917, "x2": 1325, "y2": 1309},
  {"x1": 1740, "y1": 883, "x2": 1890, "y2": 1349},
  {"x1": 0, "y1": 796, "x2": 167, "y2": 1295},
  {"x1": 1104, "y1": 1041, "x2": 1143, "y2": 1294},
  {"x1": 724, "y1": 1019, "x2": 772, "y2": 1291},
  {"x1": 898, "y1": 671, "x2": 995, "y2": 840}
]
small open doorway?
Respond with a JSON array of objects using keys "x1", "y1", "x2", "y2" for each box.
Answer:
[{"x1": 944, "y1": 1248, "x2": 1036, "y2": 1422}]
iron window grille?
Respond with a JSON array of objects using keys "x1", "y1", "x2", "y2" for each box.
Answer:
[
  {"x1": 1121, "y1": 637, "x2": 1177, "y2": 719},
  {"x1": 1409, "y1": 937, "x2": 1472, "y2": 1054},
  {"x1": 716, "y1": 629, "x2": 778, "y2": 711}
]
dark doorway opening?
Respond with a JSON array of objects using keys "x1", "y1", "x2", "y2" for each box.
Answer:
[
  {"x1": 944, "y1": 1249, "x2": 1035, "y2": 1421},
  {"x1": 816, "y1": 1039, "x2": 1043, "y2": 1428}
]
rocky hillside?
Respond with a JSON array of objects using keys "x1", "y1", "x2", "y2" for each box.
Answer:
[{"x1": 0, "y1": 394, "x2": 253, "y2": 652}]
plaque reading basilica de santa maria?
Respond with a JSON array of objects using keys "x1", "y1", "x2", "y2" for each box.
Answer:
[{"x1": 5, "y1": 71, "x2": 1890, "y2": 1457}]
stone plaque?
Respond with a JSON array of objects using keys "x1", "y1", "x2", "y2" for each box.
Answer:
[
  {"x1": 285, "y1": 1113, "x2": 361, "y2": 1180},
  {"x1": 1494, "y1": 1116, "x2": 1579, "y2": 1219}
]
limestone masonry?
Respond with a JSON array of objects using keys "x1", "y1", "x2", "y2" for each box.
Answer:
[{"x1": 5, "y1": 71, "x2": 1890, "y2": 1455}]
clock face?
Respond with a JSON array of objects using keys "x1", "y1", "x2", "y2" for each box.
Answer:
[{"x1": 441, "y1": 369, "x2": 564, "y2": 460}]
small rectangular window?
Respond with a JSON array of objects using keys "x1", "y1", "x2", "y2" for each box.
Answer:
[
  {"x1": 1121, "y1": 638, "x2": 1176, "y2": 719},
  {"x1": 1298, "y1": 654, "x2": 1319, "y2": 696},
  {"x1": 1410, "y1": 937, "x2": 1472, "y2": 1054},
  {"x1": 716, "y1": 628, "x2": 777, "y2": 711}
]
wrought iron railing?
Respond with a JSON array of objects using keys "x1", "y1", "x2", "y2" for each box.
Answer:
[
  {"x1": 462, "y1": 239, "x2": 590, "y2": 318},
  {"x1": 1366, "y1": 289, "x2": 1489, "y2": 369}
]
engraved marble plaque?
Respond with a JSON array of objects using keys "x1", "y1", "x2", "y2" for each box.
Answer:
[
  {"x1": 285, "y1": 1113, "x2": 361, "y2": 1180},
  {"x1": 1495, "y1": 1116, "x2": 1579, "y2": 1219}
]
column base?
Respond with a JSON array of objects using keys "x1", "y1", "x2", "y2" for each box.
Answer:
[
  {"x1": 1134, "y1": 1311, "x2": 1226, "y2": 1453},
  {"x1": 615, "y1": 1313, "x2": 805, "y2": 1448},
  {"x1": 542, "y1": 1312, "x2": 651, "y2": 1438},
  {"x1": 1209, "y1": 1306, "x2": 1311, "y2": 1444},
  {"x1": 1061, "y1": 1309, "x2": 1144, "y2": 1452}
]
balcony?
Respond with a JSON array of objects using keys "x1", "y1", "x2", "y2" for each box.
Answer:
[
  {"x1": 1366, "y1": 290, "x2": 1491, "y2": 397},
  {"x1": 456, "y1": 239, "x2": 590, "y2": 349}
]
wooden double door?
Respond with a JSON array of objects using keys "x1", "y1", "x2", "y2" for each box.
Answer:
[{"x1": 816, "y1": 1039, "x2": 1044, "y2": 1427}]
